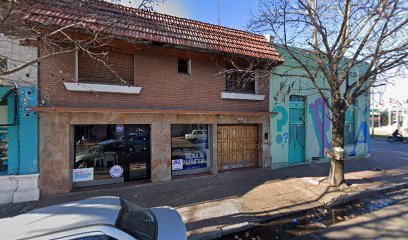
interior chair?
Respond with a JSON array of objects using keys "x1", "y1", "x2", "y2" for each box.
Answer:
[{"x1": 103, "y1": 151, "x2": 118, "y2": 167}]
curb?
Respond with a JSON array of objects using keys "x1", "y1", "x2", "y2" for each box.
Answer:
[
  {"x1": 327, "y1": 181, "x2": 408, "y2": 208},
  {"x1": 187, "y1": 181, "x2": 408, "y2": 240}
]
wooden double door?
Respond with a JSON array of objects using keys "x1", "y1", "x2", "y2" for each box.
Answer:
[{"x1": 217, "y1": 125, "x2": 258, "y2": 170}]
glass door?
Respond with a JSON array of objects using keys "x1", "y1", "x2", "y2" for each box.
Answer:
[{"x1": 123, "y1": 125, "x2": 151, "y2": 181}]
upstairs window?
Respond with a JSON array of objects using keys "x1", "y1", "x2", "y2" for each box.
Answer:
[
  {"x1": 78, "y1": 51, "x2": 134, "y2": 85},
  {"x1": 178, "y1": 58, "x2": 191, "y2": 74},
  {"x1": 225, "y1": 70, "x2": 255, "y2": 94}
]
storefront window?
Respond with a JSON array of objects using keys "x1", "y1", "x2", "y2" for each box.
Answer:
[
  {"x1": 171, "y1": 124, "x2": 210, "y2": 175},
  {"x1": 73, "y1": 124, "x2": 150, "y2": 187}
]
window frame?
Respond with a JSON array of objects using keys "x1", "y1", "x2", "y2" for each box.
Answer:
[
  {"x1": 75, "y1": 50, "x2": 135, "y2": 85},
  {"x1": 66, "y1": 51, "x2": 141, "y2": 94},
  {"x1": 225, "y1": 69, "x2": 257, "y2": 94},
  {"x1": 177, "y1": 58, "x2": 191, "y2": 75}
]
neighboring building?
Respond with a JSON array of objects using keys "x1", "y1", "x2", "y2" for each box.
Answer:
[
  {"x1": 24, "y1": 0, "x2": 284, "y2": 195},
  {"x1": 0, "y1": 35, "x2": 39, "y2": 204},
  {"x1": 371, "y1": 97, "x2": 408, "y2": 135},
  {"x1": 270, "y1": 47, "x2": 370, "y2": 169}
]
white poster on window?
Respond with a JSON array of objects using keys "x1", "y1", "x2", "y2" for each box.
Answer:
[
  {"x1": 73, "y1": 168, "x2": 94, "y2": 182},
  {"x1": 172, "y1": 159, "x2": 183, "y2": 171}
]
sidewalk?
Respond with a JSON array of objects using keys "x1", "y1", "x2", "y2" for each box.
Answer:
[{"x1": 1, "y1": 141, "x2": 408, "y2": 239}]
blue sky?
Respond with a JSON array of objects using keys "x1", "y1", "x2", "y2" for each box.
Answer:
[
  {"x1": 183, "y1": 0, "x2": 258, "y2": 30},
  {"x1": 124, "y1": 0, "x2": 408, "y2": 102}
]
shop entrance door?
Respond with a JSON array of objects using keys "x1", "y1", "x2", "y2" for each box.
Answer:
[
  {"x1": 217, "y1": 125, "x2": 258, "y2": 170},
  {"x1": 123, "y1": 125, "x2": 151, "y2": 181},
  {"x1": 288, "y1": 96, "x2": 306, "y2": 164}
]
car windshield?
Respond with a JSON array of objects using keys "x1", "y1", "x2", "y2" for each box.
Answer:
[{"x1": 116, "y1": 199, "x2": 157, "y2": 240}]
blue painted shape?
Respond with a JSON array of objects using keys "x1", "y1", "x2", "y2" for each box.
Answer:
[
  {"x1": 0, "y1": 87, "x2": 38, "y2": 175},
  {"x1": 349, "y1": 121, "x2": 370, "y2": 156},
  {"x1": 309, "y1": 98, "x2": 332, "y2": 157},
  {"x1": 18, "y1": 87, "x2": 38, "y2": 174},
  {"x1": 272, "y1": 106, "x2": 288, "y2": 132}
]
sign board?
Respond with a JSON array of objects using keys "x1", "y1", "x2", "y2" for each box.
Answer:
[
  {"x1": 173, "y1": 151, "x2": 207, "y2": 170},
  {"x1": 172, "y1": 159, "x2": 183, "y2": 171},
  {"x1": 109, "y1": 165, "x2": 124, "y2": 178},
  {"x1": 73, "y1": 168, "x2": 94, "y2": 182},
  {"x1": 116, "y1": 124, "x2": 125, "y2": 133}
]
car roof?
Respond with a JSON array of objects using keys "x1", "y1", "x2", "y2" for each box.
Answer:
[{"x1": 0, "y1": 196, "x2": 121, "y2": 240}]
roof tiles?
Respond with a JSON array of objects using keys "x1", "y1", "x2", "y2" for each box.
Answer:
[{"x1": 24, "y1": 0, "x2": 284, "y2": 62}]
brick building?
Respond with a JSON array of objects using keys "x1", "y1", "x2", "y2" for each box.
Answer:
[{"x1": 25, "y1": 0, "x2": 283, "y2": 195}]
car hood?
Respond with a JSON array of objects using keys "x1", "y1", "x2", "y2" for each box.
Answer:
[{"x1": 149, "y1": 207, "x2": 186, "y2": 240}]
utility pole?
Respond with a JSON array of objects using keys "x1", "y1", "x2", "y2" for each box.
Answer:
[
  {"x1": 217, "y1": 0, "x2": 221, "y2": 25},
  {"x1": 371, "y1": 90, "x2": 375, "y2": 138}
]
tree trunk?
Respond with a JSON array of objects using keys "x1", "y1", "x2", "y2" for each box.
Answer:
[{"x1": 328, "y1": 111, "x2": 346, "y2": 186}]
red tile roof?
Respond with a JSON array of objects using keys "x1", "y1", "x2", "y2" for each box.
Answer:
[{"x1": 24, "y1": 0, "x2": 284, "y2": 62}]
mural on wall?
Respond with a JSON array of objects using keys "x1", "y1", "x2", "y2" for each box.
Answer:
[
  {"x1": 349, "y1": 106, "x2": 370, "y2": 156},
  {"x1": 309, "y1": 98, "x2": 332, "y2": 157},
  {"x1": 272, "y1": 106, "x2": 289, "y2": 149}
]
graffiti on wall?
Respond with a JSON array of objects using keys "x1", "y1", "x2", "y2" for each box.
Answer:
[
  {"x1": 272, "y1": 106, "x2": 288, "y2": 149},
  {"x1": 349, "y1": 106, "x2": 370, "y2": 156},
  {"x1": 309, "y1": 98, "x2": 332, "y2": 157}
]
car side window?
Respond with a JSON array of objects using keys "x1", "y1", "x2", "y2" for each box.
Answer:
[
  {"x1": 74, "y1": 236, "x2": 117, "y2": 240},
  {"x1": 70, "y1": 234, "x2": 118, "y2": 240}
]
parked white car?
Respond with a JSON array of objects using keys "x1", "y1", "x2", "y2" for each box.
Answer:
[
  {"x1": 185, "y1": 130, "x2": 207, "y2": 143},
  {"x1": 0, "y1": 196, "x2": 186, "y2": 240}
]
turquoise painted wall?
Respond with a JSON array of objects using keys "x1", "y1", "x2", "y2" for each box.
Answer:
[
  {"x1": 0, "y1": 87, "x2": 38, "y2": 175},
  {"x1": 270, "y1": 48, "x2": 370, "y2": 169}
]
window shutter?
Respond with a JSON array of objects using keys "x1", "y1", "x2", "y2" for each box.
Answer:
[{"x1": 78, "y1": 51, "x2": 134, "y2": 85}]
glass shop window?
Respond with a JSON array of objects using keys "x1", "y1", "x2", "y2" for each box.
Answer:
[
  {"x1": 0, "y1": 98, "x2": 8, "y2": 174},
  {"x1": 171, "y1": 124, "x2": 210, "y2": 175},
  {"x1": 73, "y1": 124, "x2": 150, "y2": 187}
]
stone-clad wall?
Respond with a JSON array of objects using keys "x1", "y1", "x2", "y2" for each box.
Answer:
[{"x1": 39, "y1": 112, "x2": 270, "y2": 196}]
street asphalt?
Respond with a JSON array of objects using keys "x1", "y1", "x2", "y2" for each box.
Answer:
[
  {"x1": 319, "y1": 188, "x2": 408, "y2": 240},
  {"x1": 0, "y1": 139, "x2": 407, "y2": 239}
]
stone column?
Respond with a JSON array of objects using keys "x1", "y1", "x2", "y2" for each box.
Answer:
[{"x1": 150, "y1": 116, "x2": 172, "y2": 182}]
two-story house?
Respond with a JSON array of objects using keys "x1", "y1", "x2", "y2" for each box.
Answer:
[{"x1": 24, "y1": 0, "x2": 284, "y2": 195}]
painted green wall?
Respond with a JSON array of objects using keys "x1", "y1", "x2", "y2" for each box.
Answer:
[{"x1": 270, "y1": 47, "x2": 370, "y2": 169}]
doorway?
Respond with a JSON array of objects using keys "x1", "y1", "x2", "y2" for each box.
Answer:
[
  {"x1": 217, "y1": 125, "x2": 258, "y2": 170},
  {"x1": 289, "y1": 96, "x2": 306, "y2": 164}
]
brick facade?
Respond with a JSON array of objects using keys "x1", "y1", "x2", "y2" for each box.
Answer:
[
  {"x1": 38, "y1": 43, "x2": 270, "y2": 112},
  {"x1": 35, "y1": 41, "x2": 274, "y2": 196}
]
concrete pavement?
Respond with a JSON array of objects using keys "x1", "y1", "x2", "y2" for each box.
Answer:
[{"x1": 0, "y1": 139, "x2": 407, "y2": 239}]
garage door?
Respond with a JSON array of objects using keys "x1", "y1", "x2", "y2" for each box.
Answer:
[{"x1": 217, "y1": 125, "x2": 258, "y2": 170}]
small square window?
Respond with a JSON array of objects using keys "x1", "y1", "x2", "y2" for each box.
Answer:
[
  {"x1": 0, "y1": 57, "x2": 7, "y2": 72},
  {"x1": 178, "y1": 58, "x2": 191, "y2": 74}
]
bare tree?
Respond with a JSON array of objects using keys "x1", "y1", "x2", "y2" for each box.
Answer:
[
  {"x1": 0, "y1": 0, "x2": 164, "y2": 87},
  {"x1": 250, "y1": 0, "x2": 408, "y2": 186}
]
